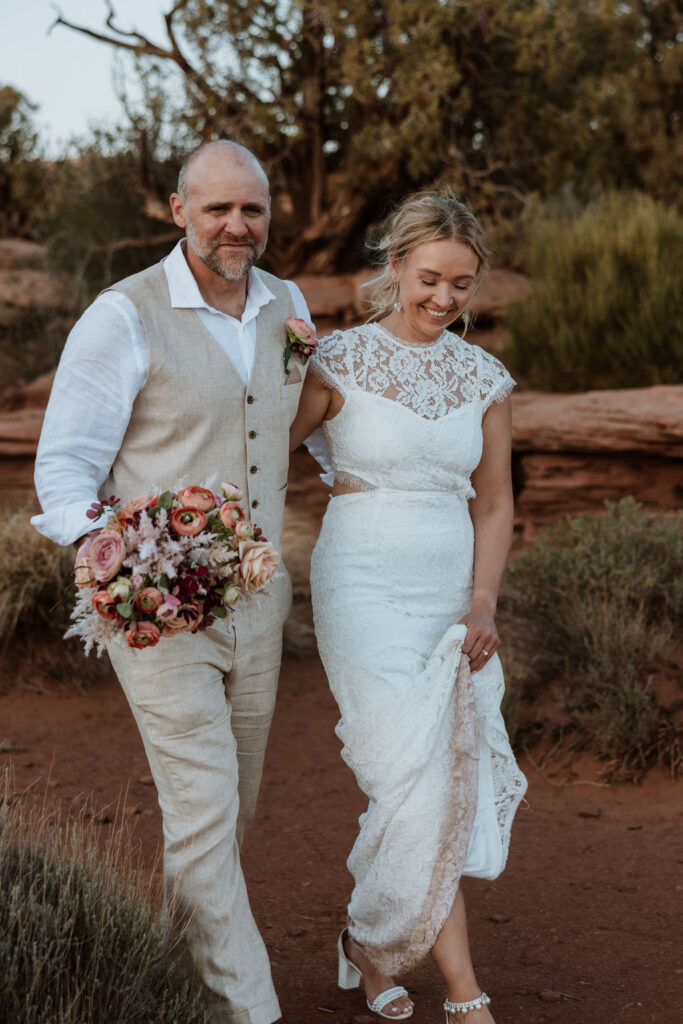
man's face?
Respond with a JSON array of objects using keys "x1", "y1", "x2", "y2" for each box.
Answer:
[{"x1": 171, "y1": 157, "x2": 270, "y2": 281}]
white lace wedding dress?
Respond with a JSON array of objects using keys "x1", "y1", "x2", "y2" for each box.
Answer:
[{"x1": 308, "y1": 323, "x2": 527, "y2": 975}]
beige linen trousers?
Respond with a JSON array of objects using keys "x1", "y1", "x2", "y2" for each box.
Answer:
[{"x1": 102, "y1": 263, "x2": 303, "y2": 1024}]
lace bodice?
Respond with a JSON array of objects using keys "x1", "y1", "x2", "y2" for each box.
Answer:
[{"x1": 308, "y1": 323, "x2": 514, "y2": 495}]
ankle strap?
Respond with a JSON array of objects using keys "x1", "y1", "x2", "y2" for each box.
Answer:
[{"x1": 444, "y1": 993, "x2": 491, "y2": 1015}]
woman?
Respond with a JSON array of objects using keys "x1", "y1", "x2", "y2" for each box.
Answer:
[{"x1": 289, "y1": 191, "x2": 526, "y2": 1024}]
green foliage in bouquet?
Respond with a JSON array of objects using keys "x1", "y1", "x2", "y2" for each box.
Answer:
[
  {"x1": 500, "y1": 498, "x2": 683, "y2": 780},
  {"x1": 503, "y1": 192, "x2": 683, "y2": 391},
  {"x1": 0, "y1": 793, "x2": 207, "y2": 1024}
]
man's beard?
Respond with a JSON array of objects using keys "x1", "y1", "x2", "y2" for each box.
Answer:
[{"x1": 186, "y1": 224, "x2": 266, "y2": 281}]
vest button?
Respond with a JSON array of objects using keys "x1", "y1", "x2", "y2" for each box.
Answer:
[
  {"x1": 251, "y1": 499, "x2": 259, "y2": 509},
  {"x1": 247, "y1": 395, "x2": 254, "y2": 404},
  {"x1": 248, "y1": 430, "x2": 256, "y2": 439},
  {"x1": 250, "y1": 465, "x2": 258, "y2": 474}
]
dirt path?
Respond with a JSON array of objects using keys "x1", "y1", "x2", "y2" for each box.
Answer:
[{"x1": 2, "y1": 652, "x2": 682, "y2": 1024}]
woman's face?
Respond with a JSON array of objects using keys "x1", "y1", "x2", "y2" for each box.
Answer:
[{"x1": 390, "y1": 238, "x2": 479, "y2": 342}]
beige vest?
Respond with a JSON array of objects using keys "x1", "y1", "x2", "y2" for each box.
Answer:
[{"x1": 100, "y1": 262, "x2": 304, "y2": 621}]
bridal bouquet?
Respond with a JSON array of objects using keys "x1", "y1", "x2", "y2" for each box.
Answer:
[{"x1": 67, "y1": 484, "x2": 280, "y2": 654}]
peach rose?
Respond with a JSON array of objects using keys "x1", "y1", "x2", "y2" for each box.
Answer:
[
  {"x1": 238, "y1": 541, "x2": 280, "y2": 591},
  {"x1": 221, "y1": 482, "x2": 243, "y2": 502},
  {"x1": 74, "y1": 536, "x2": 96, "y2": 589},
  {"x1": 177, "y1": 486, "x2": 216, "y2": 512},
  {"x1": 170, "y1": 507, "x2": 207, "y2": 536},
  {"x1": 126, "y1": 622, "x2": 161, "y2": 649},
  {"x1": 118, "y1": 493, "x2": 158, "y2": 520},
  {"x1": 134, "y1": 587, "x2": 164, "y2": 614},
  {"x1": 89, "y1": 530, "x2": 126, "y2": 582},
  {"x1": 234, "y1": 519, "x2": 255, "y2": 542},
  {"x1": 219, "y1": 501, "x2": 245, "y2": 529},
  {"x1": 161, "y1": 602, "x2": 203, "y2": 636},
  {"x1": 92, "y1": 590, "x2": 118, "y2": 619}
]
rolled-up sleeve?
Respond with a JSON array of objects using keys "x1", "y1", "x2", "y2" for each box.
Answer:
[{"x1": 31, "y1": 291, "x2": 148, "y2": 546}]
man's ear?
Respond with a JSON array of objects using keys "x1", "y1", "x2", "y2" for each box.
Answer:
[{"x1": 169, "y1": 193, "x2": 187, "y2": 229}]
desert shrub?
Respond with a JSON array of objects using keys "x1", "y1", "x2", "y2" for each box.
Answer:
[
  {"x1": 500, "y1": 498, "x2": 683, "y2": 780},
  {"x1": 503, "y1": 192, "x2": 683, "y2": 390},
  {"x1": 0, "y1": 507, "x2": 75, "y2": 648},
  {"x1": 0, "y1": 791, "x2": 207, "y2": 1024}
]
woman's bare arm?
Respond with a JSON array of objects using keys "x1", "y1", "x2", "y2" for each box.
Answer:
[
  {"x1": 460, "y1": 397, "x2": 514, "y2": 671},
  {"x1": 289, "y1": 370, "x2": 334, "y2": 453}
]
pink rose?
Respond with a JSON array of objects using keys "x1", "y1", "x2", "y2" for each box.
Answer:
[
  {"x1": 92, "y1": 590, "x2": 118, "y2": 619},
  {"x1": 286, "y1": 316, "x2": 318, "y2": 354},
  {"x1": 161, "y1": 602, "x2": 203, "y2": 636},
  {"x1": 118, "y1": 493, "x2": 158, "y2": 521},
  {"x1": 238, "y1": 541, "x2": 280, "y2": 591},
  {"x1": 134, "y1": 587, "x2": 164, "y2": 614},
  {"x1": 89, "y1": 530, "x2": 126, "y2": 582},
  {"x1": 126, "y1": 622, "x2": 161, "y2": 649},
  {"x1": 221, "y1": 482, "x2": 243, "y2": 502},
  {"x1": 170, "y1": 507, "x2": 207, "y2": 536},
  {"x1": 177, "y1": 486, "x2": 216, "y2": 513},
  {"x1": 234, "y1": 519, "x2": 255, "y2": 541},
  {"x1": 219, "y1": 501, "x2": 246, "y2": 528},
  {"x1": 74, "y1": 536, "x2": 96, "y2": 589}
]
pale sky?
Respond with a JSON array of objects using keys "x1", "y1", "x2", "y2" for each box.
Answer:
[{"x1": 1, "y1": 0, "x2": 171, "y2": 153}]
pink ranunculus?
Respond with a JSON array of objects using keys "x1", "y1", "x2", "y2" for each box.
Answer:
[
  {"x1": 219, "y1": 501, "x2": 246, "y2": 529},
  {"x1": 118, "y1": 493, "x2": 158, "y2": 521},
  {"x1": 134, "y1": 587, "x2": 164, "y2": 614},
  {"x1": 92, "y1": 590, "x2": 118, "y2": 619},
  {"x1": 177, "y1": 486, "x2": 216, "y2": 513},
  {"x1": 286, "y1": 316, "x2": 318, "y2": 351},
  {"x1": 234, "y1": 519, "x2": 255, "y2": 542},
  {"x1": 157, "y1": 594, "x2": 182, "y2": 621},
  {"x1": 126, "y1": 622, "x2": 161, "y2": 649},
  {"x1": 238, "y1": 541, "x2": 280, "y2": 591},
  {"x1": 89, "y1": 530, "x2": 126, "y2": 582},
  {"x1": 221, "y1": 482, "x2": 243, "y2": 502},
  {"x1": 161, "y1": 602, "x2": 203, "y2": 636},
  {"x1": 170, "y1": 507, "x2": 207, "y2": 536},
  {"x1": 74, "y1": 536, "x2": 96, "y2": 589}
]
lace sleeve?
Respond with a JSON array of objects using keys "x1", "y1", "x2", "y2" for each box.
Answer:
[
  {"x1": 308, "y1": 330, "x2": 352, "y2": 395},
  {"x1": 476, "y1": 347, "x2": 516, "y2": 412}
]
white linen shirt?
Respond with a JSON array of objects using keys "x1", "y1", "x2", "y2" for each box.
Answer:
[{"x1": 31, "y1": 240, "x2": 311, "y2": 545}]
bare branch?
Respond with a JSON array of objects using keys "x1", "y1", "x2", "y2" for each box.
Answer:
[{"x1": 90, "y1": 230, "x2": 182, "y2": 254}]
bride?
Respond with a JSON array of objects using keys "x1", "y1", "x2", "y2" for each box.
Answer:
[{"x1": 289, "y1": 190, "x2": 526, "y2": 1024}]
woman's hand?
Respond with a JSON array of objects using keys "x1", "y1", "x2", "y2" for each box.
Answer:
[{"x1": 458, "y1": 599, "x2": 500, "y2": 672}]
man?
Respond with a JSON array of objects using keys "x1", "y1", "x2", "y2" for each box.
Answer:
[{"x1": 32, "y1": 140, "x2": 312, "y2": 1024}]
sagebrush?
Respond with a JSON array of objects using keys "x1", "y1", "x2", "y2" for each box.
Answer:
[
  {"x1": 500, "y1": 498, "x2": 683, "y2": 780},
  {"x1": 503, "y1": 192, "x2": 683, "y2": 391},
  {"x1": 0, "y1": 787, "x2": 207, "y2": 1024}
]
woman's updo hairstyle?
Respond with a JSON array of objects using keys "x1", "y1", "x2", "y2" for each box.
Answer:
[{"x1": 364, "y1": 188, "x2": 490, "y2": 332}]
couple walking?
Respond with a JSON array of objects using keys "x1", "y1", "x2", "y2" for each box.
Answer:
[{"x1": 33, "y1": 140, "x2": 526, "y2": 1024}]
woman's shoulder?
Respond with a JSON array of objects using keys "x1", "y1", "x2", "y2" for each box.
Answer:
[{"x1": 444, "y1": 331, "x2": 515, "y2": 407}]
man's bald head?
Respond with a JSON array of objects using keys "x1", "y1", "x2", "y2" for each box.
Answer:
[{"x1": 177, "y1": 140, "x2": 269, "y2": 201}]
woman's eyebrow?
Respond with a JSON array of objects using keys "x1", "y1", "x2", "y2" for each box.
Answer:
[{"x1": 417, "y1": 267, "x2": 475, "y2": 280}]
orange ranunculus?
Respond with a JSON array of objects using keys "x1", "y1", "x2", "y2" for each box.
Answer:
[
  {"x1": 92, "y1": 590, "x2": 118, "y2": 619},
  {"x1": 118, "y1": 493, "x2": 158, "y2": 521},
  {"x1": 134, "y1": 587, "x2": 164, "y2": 614},
  {"x1": 170, "y1": 507, "x2": 207, "y2": 536},
  {"x1": 176, "y1": 486, "x2": 216, "y2": 513},
  {"x1": 126, "y1": 622, "x2": 161, "y2": 649},
  {"x1": 219, "y1": 501, "x2": 245, "y2": 529}
]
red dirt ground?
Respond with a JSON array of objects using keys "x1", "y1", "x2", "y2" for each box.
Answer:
[{"x1": 2, "y1": 648, "x2": 682, "y2": 1024}]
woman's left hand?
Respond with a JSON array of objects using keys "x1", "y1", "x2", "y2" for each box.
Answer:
[{"x1": 458, "y1": 603, "x2": 500, "y2": 673}]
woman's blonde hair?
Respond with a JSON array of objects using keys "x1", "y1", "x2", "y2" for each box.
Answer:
[{"x1": 364, "y1": 189, "x2": 490, "y2": 332}]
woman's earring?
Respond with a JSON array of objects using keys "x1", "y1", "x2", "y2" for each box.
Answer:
[{"x1": 393, "y1": 300, "x2": 402, "y2": 313}]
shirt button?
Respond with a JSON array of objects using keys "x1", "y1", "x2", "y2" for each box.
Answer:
[
  {"x1": 247, "y1": 395, "x2": 254, "y2": 404},
  {"x1": 249, "y1": 430, "x2": 256, "y2": 439},
  {"x1": 250, "y1": 465, "x2": 258, "y2": 474},
  {"x1": 251, "y1": 499, "x2": 259, "y2": 509}
]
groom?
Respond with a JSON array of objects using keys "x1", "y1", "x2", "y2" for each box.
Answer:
[{"x1": 32, "y1": 140, "x2": 312, "y2": 1024}]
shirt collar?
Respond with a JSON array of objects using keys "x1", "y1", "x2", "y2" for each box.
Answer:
[{"x1": 162, "y1": 239, "x2": 276, "y2": 320}]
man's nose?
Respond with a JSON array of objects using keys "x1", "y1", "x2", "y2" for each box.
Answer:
[{"x1": 223, "y1": 211, "x2": 249, "y2": 236}]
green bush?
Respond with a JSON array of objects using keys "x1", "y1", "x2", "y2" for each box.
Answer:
[
  {"x1": 0, "y1": 793, "x2": 207, "y2": 1024},
  {"x1": 503, "y1": 192, "x2": 683, "y2": 390},
  {"x1": 500, "y1": 498, "x2": 683, "y2": 780}
]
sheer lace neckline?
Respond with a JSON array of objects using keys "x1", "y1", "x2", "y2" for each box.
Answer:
[{"x1": 373, "y1": 321, "x2": 450, "y2": 351}]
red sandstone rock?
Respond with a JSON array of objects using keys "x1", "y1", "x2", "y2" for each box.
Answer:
[
  {"x1": 471, "y1": 268, "x2": 532, "y2": 319},
  {"x1": 0, "y1": 268, "x2": 72, "y2": 310},
  {"x1": 0, "y1": 238, "x2": 47, "y2": 270}
]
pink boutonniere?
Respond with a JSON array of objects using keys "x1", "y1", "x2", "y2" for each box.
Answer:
[{"x1": 284, "y1": 316, "x2": 318, "y2": 375}]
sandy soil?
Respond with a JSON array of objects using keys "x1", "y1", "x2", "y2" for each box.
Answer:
[{"x1": 2, "y1": 646, "x2": 682, "y2": 1024}]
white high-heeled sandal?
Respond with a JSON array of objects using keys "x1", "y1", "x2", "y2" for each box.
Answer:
[
  {"x1": 444, "y1": 993, "x2": 491, "y2": 1020},
  {"x1": 337, "y1": 929, "x2": 414, "y2": 1020}
]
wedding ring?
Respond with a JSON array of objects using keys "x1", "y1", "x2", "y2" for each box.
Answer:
[{"x1": 481, "y1": 649, "x2": 489, "y2": 656}]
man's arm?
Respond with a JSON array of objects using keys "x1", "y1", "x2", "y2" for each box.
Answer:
[{"x1": 31, "y1": 291, "x2": 149, "y2": 546}]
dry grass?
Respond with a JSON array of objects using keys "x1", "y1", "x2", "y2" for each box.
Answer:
[{"x1": 0, "y1": 776, "x2": 207, "y2": 1024}]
